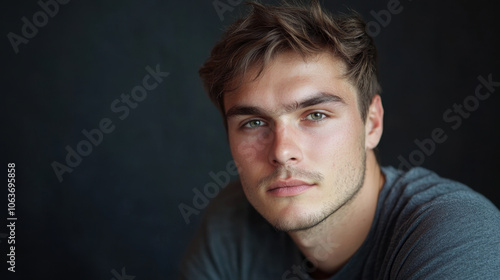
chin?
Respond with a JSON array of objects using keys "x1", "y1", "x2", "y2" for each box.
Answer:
[
  {"x1": 271, "y1": 216, "x2": 323, "y2": 232},
  {"x1": 265, "y1": 205, "x2": 327, "y2": 232}
]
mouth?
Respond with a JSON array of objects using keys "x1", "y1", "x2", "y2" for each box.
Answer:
[{"x1": 266, "y1": 179, "x2": 315, "y2": 197}]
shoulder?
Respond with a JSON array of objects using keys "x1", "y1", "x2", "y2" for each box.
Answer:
[
  {"x1": 378, "y1": 167, "x2": 500, "y2": 279},
  {"x1": 178, "y1": 181, "x2": 251, "y2": 279},
  {"x1": 179, "y1": 180, "x2": 299, "y2": 280},
  {"x1": 202, "y1": 180, "x2": 255, "y2": 226},
  {"x1": 380, "y1": 166, "x2": 499, "y2": 216},
  {"x1": 189, "y1": 179, "x2": 256, "y2": 243}
]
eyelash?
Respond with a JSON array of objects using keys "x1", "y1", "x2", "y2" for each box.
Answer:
[
  {"x1": 303, "y1": 112, "x2": 327, "y2": 122},
  {"x1": 242, "y1": 119, "x2": 267, "y2": 128},
  {"x1": 240, "y1": 112, "x2": 328, "y2": 129}
]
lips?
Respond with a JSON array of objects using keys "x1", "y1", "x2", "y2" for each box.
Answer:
[{"x1": 267, "y1": 179, "x2": 315, "y2": 197}]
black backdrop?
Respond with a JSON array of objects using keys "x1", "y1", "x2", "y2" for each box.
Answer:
[{"x1": 2, "y1": 0, "x2": 499, "y2": 279}]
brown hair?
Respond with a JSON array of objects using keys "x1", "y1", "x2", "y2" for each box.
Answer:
[{"x1": 199, "y1": 0, "x2": 381, "y2": 124}]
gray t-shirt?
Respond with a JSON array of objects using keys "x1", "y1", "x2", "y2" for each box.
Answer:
[{"x1": 179, "y1": 167, "x2": 500, "y2": 279}]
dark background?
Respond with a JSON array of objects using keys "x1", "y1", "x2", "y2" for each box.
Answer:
[{"x1": 1, "y1": 0, "x2": 499, "y2": 279}]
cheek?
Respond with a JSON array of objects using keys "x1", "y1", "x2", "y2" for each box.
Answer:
[
  {"x1": 305, "y1": 122, "x2": 363, "y2": 166},
  {"x1": 229, "y1": 130, "x2": 273, "y2": 173}
]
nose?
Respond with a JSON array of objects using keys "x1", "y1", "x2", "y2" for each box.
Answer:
[{"x1": 268, "y1": 124, "x2": 303, "y2": 166}]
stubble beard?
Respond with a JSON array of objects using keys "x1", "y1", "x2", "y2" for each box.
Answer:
[{"x1": 269, "y1": 151, "x2": 367, "y2": 233}]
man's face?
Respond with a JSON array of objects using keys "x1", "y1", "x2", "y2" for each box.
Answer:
[{"x1": 224, "y1": 51, "x2": 370, "y2": 232}]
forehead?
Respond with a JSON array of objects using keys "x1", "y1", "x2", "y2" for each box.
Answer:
[{"x1": 224, "y1": 51, "x2": 357, "y2": 112}]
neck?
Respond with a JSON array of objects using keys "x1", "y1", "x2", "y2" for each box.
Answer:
[{"x1": 288, "y1": 150, "x2": 385, "y2": 278}]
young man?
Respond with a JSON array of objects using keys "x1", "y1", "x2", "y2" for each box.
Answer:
[{"x1": 180, "y1": 1, "x2": 500, "y2": 279}]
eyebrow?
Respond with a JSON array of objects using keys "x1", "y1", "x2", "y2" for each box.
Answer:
[{"x1": 225, "y1": 92, "x2": 345, "y2": 119}]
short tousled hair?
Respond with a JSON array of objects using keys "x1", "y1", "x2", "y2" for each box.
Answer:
[{"x1": 199, "y1": 0, "x2": 381, "y2": 123}]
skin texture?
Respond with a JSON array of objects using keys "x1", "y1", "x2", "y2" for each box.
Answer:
[{"x1": 224, "y1": 51, "x2": 385, "y2": 276}]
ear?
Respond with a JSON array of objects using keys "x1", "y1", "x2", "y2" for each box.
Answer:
[{"x1": 365, "y1": 95, "x2": 384, "y2": 149}]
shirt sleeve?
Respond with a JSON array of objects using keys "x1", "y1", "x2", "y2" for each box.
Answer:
[
  {"x1": 178, "y1": 191, "x2": 242, "y2": 280},
  {"x1": 178, "y1": 217, "x2": 228, "y2": 280},
  {"x1": 389, "y1": 190, "x2": 500, "y2": 279},
  {"x1": 178, "y1": 181, "x2": 248, "y2": 280}
]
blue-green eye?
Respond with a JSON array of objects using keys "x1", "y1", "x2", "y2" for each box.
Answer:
[
  {"x1": 306, "y1": 112, "x2": 326, "y2": 121},
  {"x1": 244, "y1": 120, "x2": 265, "y2": 128}
]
